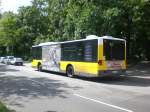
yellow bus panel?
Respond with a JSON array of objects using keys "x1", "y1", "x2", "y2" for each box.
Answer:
[
  {"x1": 60, "y1": 61, "x2": 99, "y2": 76},
  {"x1": 31, "y1": 59, "x2": 41, "y2": 68}
]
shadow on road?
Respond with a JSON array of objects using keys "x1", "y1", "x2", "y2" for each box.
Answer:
[
  {"x1": 76, "y1": 75, "x2": 150, "y2": 87},
  {"x1": 127, "y1": 61, "x2": 150, "y2": 77},
  {"x1": 42, "y1": 68, "x2": 150, "y2": 87},
  {"x1": 0, "y1": 75, "x2": 82, "y2": 107},
  {"x1": 0, "y1": 76, "x2": 77, "y2": 98},
  {"x1": 0, "y1": 64, "x2": 82, "y2": 108},
  {"x1": 75, "y1": 61, "x2": 150, "y2": 87}
]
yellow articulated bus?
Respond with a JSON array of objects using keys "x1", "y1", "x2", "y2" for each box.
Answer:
[{"x1": 32, "y1": 35, "x2": 126, "y2": 77}]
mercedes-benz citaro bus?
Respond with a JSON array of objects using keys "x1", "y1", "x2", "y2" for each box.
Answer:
[{"x1": 31, "y1": 35, "x2": 126, "y2": 77}]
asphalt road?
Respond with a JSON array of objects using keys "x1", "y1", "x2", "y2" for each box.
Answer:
[{"x1": 0, "y1": 63, "x2": 150, "y2": 112}]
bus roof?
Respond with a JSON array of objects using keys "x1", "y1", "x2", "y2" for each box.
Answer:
[
  {"x1": 60, "y1": 35, "x2": 125, "y2": 44},
  {"x1": 32, "y1": 42, "x2": 58, "y2": 47},
  {"x1": 100, "y1": 36, "x2": 126, "y2": 41},
  {"x1": 32, "y1": 35, "x2": 126, "y2": 47}
]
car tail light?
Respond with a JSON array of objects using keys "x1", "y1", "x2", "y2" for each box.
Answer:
[{"x1": 98, "y1": 60, "x2": 103, "y2": 65}]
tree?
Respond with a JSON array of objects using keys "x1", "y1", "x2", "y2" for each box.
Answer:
[{"x1": 0, "y1": 12, "x2": 20, "y2": 55}]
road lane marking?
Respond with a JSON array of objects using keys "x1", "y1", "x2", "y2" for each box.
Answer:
[
  {"x1": 27, "y1": 79, "x2": 46, "y2": 86},
  {"x1": 74, "y1": 94, "x2": 133, "y2": 112}
]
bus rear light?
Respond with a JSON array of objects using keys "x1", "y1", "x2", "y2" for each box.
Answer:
[{"x1": 98, "y1": 60, "x2": 103, "y2": 65}]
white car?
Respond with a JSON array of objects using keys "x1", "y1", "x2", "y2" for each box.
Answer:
[
  {"x1": 0, "y1": 57, "x2": 5, "y2": 63},
  {"x1": 4, "y1": 56, "x2": 15, "y2": 64},
  {"x1": 10, "y1": 58, "x2": 23, "y2": 65}
]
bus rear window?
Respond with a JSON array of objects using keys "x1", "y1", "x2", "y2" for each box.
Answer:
[
  {"x1": 32, "y1": 46, "x2": 42, "y2": 60},
  {"x1": 103, "y1": 39, "x2": 125, "y2": 60}
]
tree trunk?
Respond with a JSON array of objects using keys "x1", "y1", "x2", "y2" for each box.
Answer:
[{"x1": 126, "y1": 12, "x2": 132, "y2": 63}]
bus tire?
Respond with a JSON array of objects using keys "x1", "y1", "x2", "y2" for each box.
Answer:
[
  {"x1": 37, "y1": 63, "x2": 42, "y2": 71},
  {"x1": 66, "y1": 65, "x2": 74, "y2": 78}
]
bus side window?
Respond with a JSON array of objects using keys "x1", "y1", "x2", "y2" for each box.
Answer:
[
  {"x1": 61, "y1": 40, "x2": 97, "y2": 62},
  {"x1": 84, "y1": 40, "x2": 97, "y2": 62},
  {"x1": 76, "y1": 42, "x2": 84, "y2": 61},
  {"x1": 84, "y1": 42, "x2": 92, "y2": 62}
]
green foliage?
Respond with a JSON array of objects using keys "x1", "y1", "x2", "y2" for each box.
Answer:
[
  {"x1": 0, "y1": 101, "x2": 15, "y2": 112},
  {"x1": 0, "y1": 12, "x2": 21, "y2": 55},
  {"x1": 0, "y1": 0, "x2": 149, "y2": 60},
  {"x1": 0, "y1": 101, "x2": 8, "y2": 112}
]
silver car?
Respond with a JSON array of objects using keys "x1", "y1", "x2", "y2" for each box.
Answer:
[
  {"x1": 10, "y1": 57, "x2": 23, "y2": 66},
  {"x1": 4, "y1": 56, "x2": 15, "y2": 64},
  {"x1": 0, "y1": 57, "x2": 5, "y2": 63}
]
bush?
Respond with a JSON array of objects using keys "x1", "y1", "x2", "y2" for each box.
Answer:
[{"x1": 0, "y1": 101, "x2": 15, "y2": 112}]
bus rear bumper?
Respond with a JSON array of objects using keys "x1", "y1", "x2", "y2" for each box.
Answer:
[{"x1": 98, "y1": 70, "x2": 127, "y2": 77}]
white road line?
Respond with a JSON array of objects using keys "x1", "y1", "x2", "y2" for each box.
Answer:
[
  {"x1": 74, "y1": 94, "x2": 133, "y2": 112},
  {"x1": 27, "y1": 79, "x2": 45, "y2": 86}
]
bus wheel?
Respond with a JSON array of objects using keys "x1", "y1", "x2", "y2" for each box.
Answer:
[
  {"x1": 37, "y1": 63, "x2": 42, "y2": 71},
  {"x1": 66, "y1": 65, "x2": 74, "y2": 78}
]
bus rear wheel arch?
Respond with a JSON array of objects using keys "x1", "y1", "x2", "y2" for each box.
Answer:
[
  {"x1": 66, "y1": 65, "x2": 75, "y2": 78},
  {"x1": 37, "y1": 63, "x2": 42, "y2": 71}
]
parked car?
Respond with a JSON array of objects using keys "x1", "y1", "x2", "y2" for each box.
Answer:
[
  {"x1": 10, "y1": 57, "x2": 23, "y2": 66},
  {"x1": 4, "y1": 56, "x2": 15, "y2": 64},
  {"x1": 0, "y1": 57, "x2": 5, "y2": 63},
  {"x1": 2, "y1": 57, "x2": 7, "y2": 63}
]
